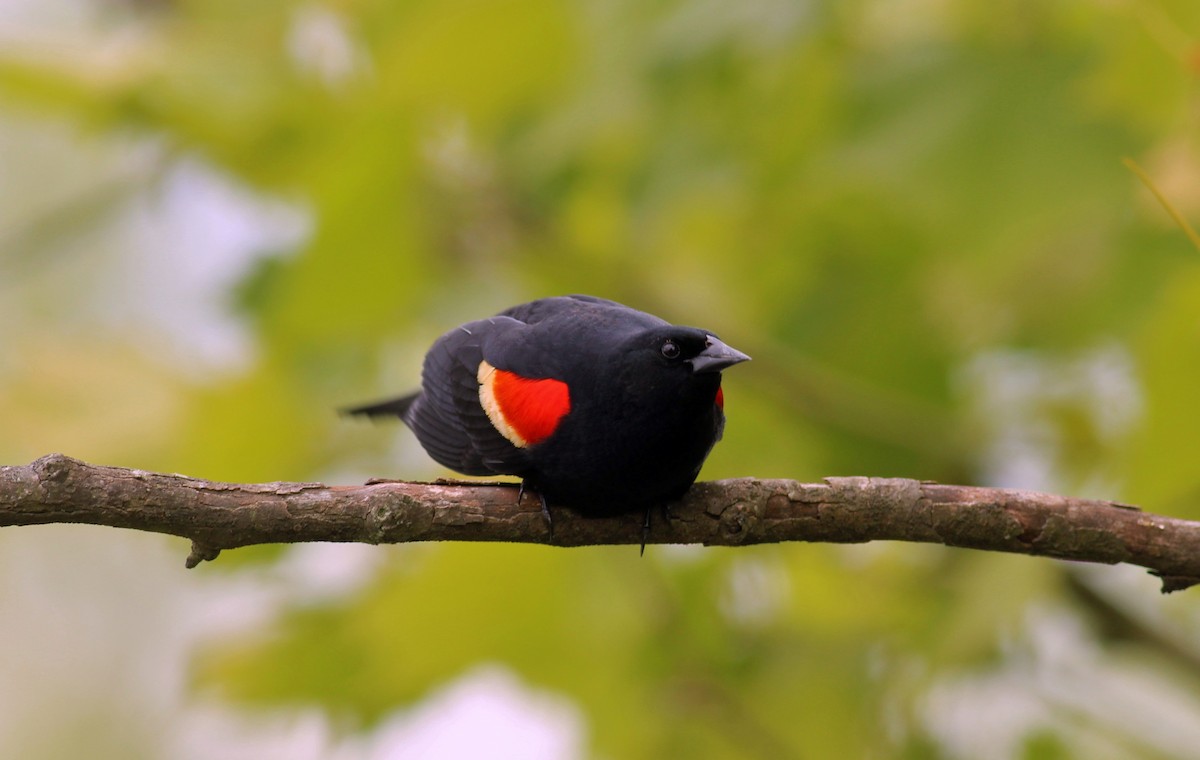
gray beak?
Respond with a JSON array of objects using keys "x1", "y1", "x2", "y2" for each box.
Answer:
[{"x1": 689, "y1": 335, "x2": 751, "y2": 374}]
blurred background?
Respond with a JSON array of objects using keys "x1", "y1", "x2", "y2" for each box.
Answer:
[{"x1": 2, "y1": 0, "x2": 1200, "y2": 757}]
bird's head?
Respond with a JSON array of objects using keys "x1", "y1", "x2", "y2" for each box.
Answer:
[
  {"x1": 643, "y1": 328, "x2": 751, "y2": 374},
  {"x1": 606, "y1": 326, "x2": 750, "y2": 404}
]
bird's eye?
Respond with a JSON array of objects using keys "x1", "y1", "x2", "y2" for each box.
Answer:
[{"x1": 661, "y1": 340, "x2": 681, "y2": 359}]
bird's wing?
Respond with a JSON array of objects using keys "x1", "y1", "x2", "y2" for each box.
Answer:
[{"x1": 405, "y1": 316, "x2": 539, "y2": 476}]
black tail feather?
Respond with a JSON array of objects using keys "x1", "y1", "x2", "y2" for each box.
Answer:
[{"x1": 342, "y1": 393, "x2": 420, "y2": 420}]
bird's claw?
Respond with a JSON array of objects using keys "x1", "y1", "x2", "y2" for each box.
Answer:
[
  {"x1": 518, "y1": 481, "x2": 554, "y2": 544},
  {"x1": 641, "y1": 506, "x2": 652, "y2": 556}
]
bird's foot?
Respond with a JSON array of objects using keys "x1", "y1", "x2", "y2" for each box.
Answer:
[
  {"x1": 641, "y1": 506, "x2": 651, "y2": 556},
  {"x1": 640, "y1": 502, "x2": 681, "y2": 556},
  {"x1": 518, "y1": 481, "x2": 554, "y2": 544}
]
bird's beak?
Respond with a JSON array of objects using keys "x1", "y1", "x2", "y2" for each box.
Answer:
[{"x1": 689, "y1": 335, "x2": 751, "y2": 374}]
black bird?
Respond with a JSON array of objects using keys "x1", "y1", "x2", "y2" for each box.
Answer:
[{"x1": 346, "y1": 295, "x2": 750, "y2": 539}]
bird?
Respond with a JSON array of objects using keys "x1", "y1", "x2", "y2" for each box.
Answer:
[{"x1": 345, "y1": 295, "x2": 750, "y2": 544}]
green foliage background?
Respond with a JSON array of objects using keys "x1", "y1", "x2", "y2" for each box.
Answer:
[{"x1": 3, "y1": 1, "x2": 1200, "y2": 757}]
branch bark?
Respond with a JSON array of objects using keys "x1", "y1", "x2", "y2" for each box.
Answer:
[{"x1": 2, "y1": 454, "x2": 1198, "y2": 593}]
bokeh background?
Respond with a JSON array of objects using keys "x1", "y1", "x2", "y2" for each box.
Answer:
[{"x1": 3, "y1": 1, "x2": 1200, "y2": 757}]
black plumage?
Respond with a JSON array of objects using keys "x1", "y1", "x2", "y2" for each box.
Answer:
[{"x1": 346, "y1": 295, "x2": 749, "y2": 516}]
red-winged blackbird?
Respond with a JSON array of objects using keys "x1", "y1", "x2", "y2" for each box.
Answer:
[{"x1": 346, "y1": 295, "x2": 750, "y2": 531}]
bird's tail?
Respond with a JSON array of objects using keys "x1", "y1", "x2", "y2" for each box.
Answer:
[{"x1": 342, "y1": 392, "x2": 420, "y2": 423}]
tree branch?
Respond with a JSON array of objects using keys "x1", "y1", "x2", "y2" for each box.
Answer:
[{"x1": 2, "y1": 454, "x2": 1198, "y2": 593}]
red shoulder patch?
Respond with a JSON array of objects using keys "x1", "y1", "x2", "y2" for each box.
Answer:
[
  {"x1": 478, "y1": 361, "x2": 571, "y2": 448},
  {"x1": 715, "y1": 385, "x2": 724, "y2": 410},
  {"x1": 493, "y1": 369, "x2": 571, "y2": 445}
]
